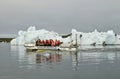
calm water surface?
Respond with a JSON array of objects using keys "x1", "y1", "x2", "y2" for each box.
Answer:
[{"x1": 0, "y1": 43, "x2": 120, "y2": 79}]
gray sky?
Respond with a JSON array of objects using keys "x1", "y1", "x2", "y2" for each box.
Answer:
[{"x1": 0, "y1": 0, "x2": 120, "y2": 37}]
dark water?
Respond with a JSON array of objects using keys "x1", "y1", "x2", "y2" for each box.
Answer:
[{"x1": 1, "y1": 43, "x2": 120, "y2": 79}]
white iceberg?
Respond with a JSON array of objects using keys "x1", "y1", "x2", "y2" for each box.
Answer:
[
  {"x1": 11, "y1": 26, "x2": 63, "y2": 45},
  {"x1": 11, "y1": 26, "x2": 120, "y2": 46},
  {"x1": 71, "y1": 29, "x2": 120, "y2": 45}
]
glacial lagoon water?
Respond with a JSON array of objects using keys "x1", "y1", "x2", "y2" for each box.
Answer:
[{"x1": 0, "y1": 43, "x2": 120, "y2": 79}]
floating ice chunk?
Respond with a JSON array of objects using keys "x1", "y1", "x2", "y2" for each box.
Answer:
[
  {"x1": 105, "y1": 30, "x2": 115, "y2": 44},
  {"x1": 11, "y1": 26, "x2": 63, "y2": 45},
  {"x1": 70, "y1": 29, "x2": 119, "y2": 45}
]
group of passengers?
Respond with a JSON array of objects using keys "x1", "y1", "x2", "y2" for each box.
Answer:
[{"x1": 36, "y1": 39, "x2": 61, "y2": 46}]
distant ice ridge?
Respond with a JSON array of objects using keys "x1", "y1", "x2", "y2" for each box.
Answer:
[{"x1": 11, "y1": 26, "x2": 120, "y2": 45}]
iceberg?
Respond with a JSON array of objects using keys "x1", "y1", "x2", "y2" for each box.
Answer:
[
  {"x1": 11, "y1": 26, "x2": 120, "y2": 46},
  {"x1": 71, "y1": 29, "x2": 120, "y2": 45},
  {"x1": 11, "y1": 26, "x2": 63, "y2": 45}
]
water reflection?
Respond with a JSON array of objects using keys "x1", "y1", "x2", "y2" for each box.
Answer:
[
  {"x1": 70, "y1": 51, "x2": 120, "y2": 70},
  {"x1": 36, "y1": 52, "x2": 62, "y2": 64},
  {"x1": 10, "y1": 46, "x2": 120, "y2": 70}
]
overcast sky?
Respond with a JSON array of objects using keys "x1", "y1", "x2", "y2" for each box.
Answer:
[{"x1": 0, "y1": 0, "x2": 120, "y2": 37}]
